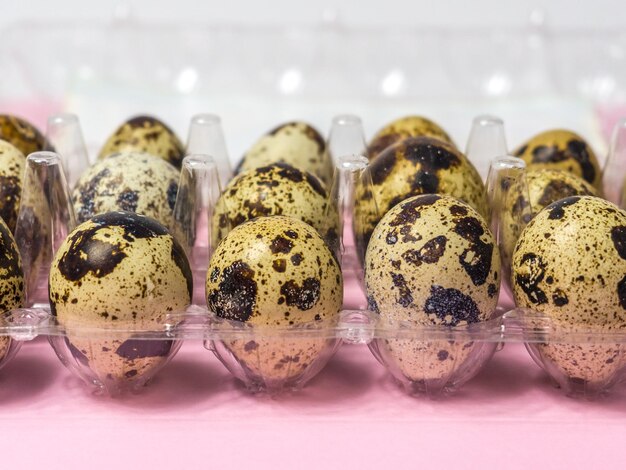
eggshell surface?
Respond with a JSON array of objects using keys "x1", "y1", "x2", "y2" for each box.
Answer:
[
  {"x1": 0, "y1": 115, "x2": 45, "y2": 157},
  {"x1": 368, "y1": 115, "x2": 455, "y2": 160},
  {"x1": 98, "y1": 115, "x2": 185, "y2": 168},
  {"x1": 365, "y1": 194, "x2": 500, "y2": 381},
  {"x1": 49, "y1": 211, "x2": 192, "y2": 384},
  {"x1": 236, "y1": 122, "x2": 332, "y2": 185},
  {"x1": 355, "y1": 136, "x2": 488, "y2": 256},
  {"x1": 212, "y1": 162, "x2": 330, "y2": 243},
  {"x1": 0, "y1": 217, "x2": 25, "y2": 362},
  {"x1": 512, "y1": 196, "x2": 626, "y2": 384},
  {"x1": 206, "y1": 215, "x2": 342, "y2": 381},
  {"x1": 513, "y1": 129, "x2": 602, "y2": 191},
  {"x1": 0, "y1": 140, "x2": 25, "y2": 232},
  {"x1": 73, "y1": 151, "x2": 180, "y2": 228}
]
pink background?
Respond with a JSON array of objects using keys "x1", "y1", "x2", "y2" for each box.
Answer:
[{"x1": 2, "y1": 337, "x2": 625, "y2": 469}]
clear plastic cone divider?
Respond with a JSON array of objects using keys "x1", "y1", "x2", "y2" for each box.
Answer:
[
  {"x1": 465, "y1": 114, "x2": 509, "y2": 181},
  {"x1": 185, "y1": 113, "x2": 233, "y2": 190},
  {"x1": 44, "y1": 113, "x2": 90, "y2": 189},
  {"x1": 602, "y1": 118, "x2": 626, "y2": 207},
  {"x1": 15, "y1": 151, "x2": 77, "y2": 308}
]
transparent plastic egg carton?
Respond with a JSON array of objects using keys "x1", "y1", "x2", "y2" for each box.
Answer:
[{"x1": 2, "y1": 21, "x2": 626, "y2": 399}]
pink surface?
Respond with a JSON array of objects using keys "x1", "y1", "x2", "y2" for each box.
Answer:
[{"x1": 2, "y1": 338, "x2": 626, "y2": 469}]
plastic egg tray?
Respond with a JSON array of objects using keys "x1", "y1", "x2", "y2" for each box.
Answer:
[
  {"x1": 0, "y1": 109, "x2": 625, "y2": 399},
  {"x1": 3, "y1": 21, "x2": 626, "y2": 400}
]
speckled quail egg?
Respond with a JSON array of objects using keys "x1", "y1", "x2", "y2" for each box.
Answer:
[
  {"x1": 501, "y1": 169, "x2": 597, "y2": 277},
  {"x1": 354, "y1": 136, "x2": 488, "y2": 258},
  {"x1": 368, "y1": 115, "x2": 455, "y2": 160},
  {"x1": 512, "y1": 196, "x2": 626, "y2": 385},
  {"x1": 365, "y1": 194, "x2": 500, "y2": 381},
  {"x1": 99, "y1": 115, "x2": 185, "y2": 168},
  {"x1": 513, "y1": 129, "x2": 602, "y2": 192},
  {"x1": 0, "y1": 140, "x2": 25, "y2": 232},
  {"x1": 0, "y1": 114, "x2": 45, "y2": 157},
  {"x1": 212, "y1": 162, "x2": 331, "y2": 244},
  {"x1": 0, "y1": 216, "x2": 25, "y2": 363},
  {"x1": 49, "y1": 211, "x2": 192, "y2": 386},
  {"x1": 73, "y1": 151, "x2": 180, "y2": 228},
  {"x1": 206, "y1": 215, "x2": 342, "y2": 382},
  {"x1": 235, "y1": 121, "x2": 332, "y2": 185}
]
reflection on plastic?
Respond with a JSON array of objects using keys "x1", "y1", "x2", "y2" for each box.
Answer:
[
  {"x1": 44, "y1": 113, "x2": 90, "y2": 189},
  {"x1": 185, "y1": 114, "x2": 233, "y2": 188}
]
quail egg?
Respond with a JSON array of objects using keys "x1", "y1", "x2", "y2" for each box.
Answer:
[
  {"x1": 512, "y1": 196, "x2": 626, "y2": 386},
  {"x1": 73, "y1": 151, "x2": 180, "y2": 228},
  {"x1": 99, "y1": 115, "x2": 185, "y2": 168},
  {"x1": 0, "y1": 216, "x2": 25, "y2": 362},
  {"x1": 49, "y1": 211, "x2": 192, "y2": 388},
  {"x1": 0, "y1": 140, "x2": 25, "y2": 232},
  {"x1": 235, "y1": 121, "x2": 332, "y2": 185},
  {"x1": 212, "y1": 162, "x2": 331, "y2": 244},
  {"x1": 0, "y1": 114, "x2": 45, "y2": 157},
  {"x1": 501, "y1": 169, "x2": 597, "y2": 276},
  {"x1": 366, "y1": 194, "x2": 500, "y2": 382},
  {"x1": 206, "y1": 215, "x2": 342, "y2": 383},
  {"x1": 513, "y1": 129, "x2": 602, "y2": 191},
  {"x1": 355, "y1": 136, "x2": 488, "y2": 258},
  {"x1": 368, "y1": 115, "x2": 455, "y2": 160}
]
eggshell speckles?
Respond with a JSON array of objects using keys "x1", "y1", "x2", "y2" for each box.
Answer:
[
  {"x1": 206, "y1": 216, "x2": 342, "y2": 381},
  {"x1": 99, "y1": 115, "x2": 185, "y2": 168},
  {"x1": 512, "y1": 196, "x2": 626, "y2": 384},
  {"x1": 355, "y1": 136, "x2": 488, "y2": 256},
  {"x1": 212, "y1": 162, "x2": 330, "y2": 243},
  {"x1": 513, "y1": 129, "x2": 602, "y2": 191},
  {"x1": 501, "y1": 169, "x2": 597, "y2": 271},
  {"x1": 236, "y1": 122, "x2": 332, "y2": 185},
  {"x1": 0, "y1": 115, "x2": 45, "y2": 157},
  {"x1": 73, "y1": 151, "x2": 180, "y2": 228},
  {"x1": 0, "y1": 140, "x2": 25, "y2": 232},
  {"x1": 366, "y1": 195, "x2": 500, "y2": 381},
  {"x1": 49, "y1": 211, "x2": 192, "y2": 383},
  {"x1": 368, "y1": 116, "x2": 455, "y2": 160},
  {"x1": 0, "y1": 217, "x2": 25, "y2": 363}
]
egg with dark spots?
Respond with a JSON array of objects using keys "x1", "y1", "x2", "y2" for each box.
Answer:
[
  {"x1": 512, "y1": 196, "x2": 626, "y2": 386},
  {"x1": 368, "y1": 115, "x2": 455, "y2": 160},
  {"x1": 365, "y1": 195, "x2": 500, "y2": 381},
  {"x1": 513, "y1": 129, "x2": 602, "y2": 192},
  {"x1": 73, "y1": 151, "x2": 179, "y2": 228},
  {"x1": 501, "y1": 169, "x2": 597, "y2": 276},
  {"x1": 99, "y1": 115, "x2": 185, "y2": 168},
  {"x1": 0, "y1": 114, "x2": 45, "y2": 157},
  {"x1": 212, "y1": 162, "x2": 331, "y2": 244},
  {"x1": 235, "y1": 121, "x2": 332, "y2": 185},
  {"x1": 0, "y1": 216, "x2": 25, "y2": 364},
  {"x1": 206, "y1": 216, "x2": 342, "y2": 383},
  {"x1": 355, "y1": 136, "x2": 488, "y2": 258},
  {"x1": 49, "y1": 211, "x2": 192, "y2": 387},
  {"x1": 0, "y1": 140, "x2": 25, "y2": 232}
]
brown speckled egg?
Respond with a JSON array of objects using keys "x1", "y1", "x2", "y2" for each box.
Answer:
[
  {"x1": 513, "y1": 129, "x2": 602, "y2": 191},
  {"x1": 501, "y1": 169, "x2": 597, "y2": 273},
  {"x1": 365, "y1": 194, "x2": 500, "y2": 381},
  {"x1": 235, "y1": 121, "x2": 332, "y2": 185},
  {"x1": 206, "y1": 215, "x2": 342, "y2": 380},
  {"x1": 98, "y1": 115, "x2": 185, "y2": 168},
  {"x1": 368, "y1": 115, "x2": 455, "y2": 160},
  {"x1": 0, "y1": 217, "x2": 26, "y2": 363},
  {"x1": 0, "y1": 140, "x2": 25, "y2": 232},
  {"x1": 0, "y1": 115, "x2": 45, "y2": 157},
  {"x1": 512, "y1": 196, "x2": 626, "y2": 384},
  {"x1": 73, "y1": 151, "x2": 179, "y2": 228},
  {"x1": 355, "y1": 136, "x2": 488, "y2": 257},
  {"x1": 49, "y1": 211, "x2": 192, "y2": 384},
  {"x1": 212, "y1": 162, "x2": 330, "y2": 244}
]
